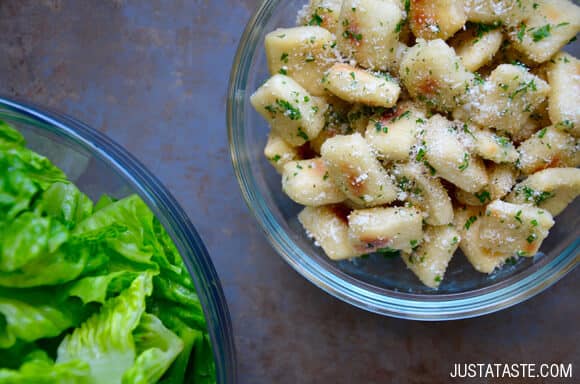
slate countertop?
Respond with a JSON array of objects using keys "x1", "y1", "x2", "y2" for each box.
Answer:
[{"x1": 0, "y1": 1, "x2": 577, "y2": 382}]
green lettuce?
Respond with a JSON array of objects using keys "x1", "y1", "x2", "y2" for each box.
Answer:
[
  {"x1": 122, "y1": 313, "x2": 183, "y2": 384},
  {"x1": 57, "y1": 273, "x2": 152, "y2": 383},
  {"x1": 0, "y1": 213, "x2": 68, "y2": 272},
  {"x1": 0, "y1": 287, "x2": 82, "y2": 349},
  {"x1": 0, "y1": 122, "x2": 65, "y2": 220},
  {"x1": 0, "y1": 145, "x2": 66, "y2": 190},
  {"x1": 153, "y1": 312, "x2": 200, "y2": 384},
  {"x1": 191, "y1": 333, "x2": 216, "y2": 384},
  {"x1": 0, "y1": 120, "x2": 25, "y2": 148},
  {"x1": 0, "y1": 348, "x2": 90, "y2": 383},
  {"x1": 0, "y1": 120, "x2": 216, "y2": 383},
  {"x1": 73, "y1": 195, "x2": 159, "y2": 265},
  {"x1": 36, "y1": 182, "x2": 93, "y2": 229},
  {"x1": 64, "y1": 271, "x2": 141, "y2": 305}
]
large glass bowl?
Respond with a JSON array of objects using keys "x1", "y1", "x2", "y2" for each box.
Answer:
[
  {"x1": 0, "y1": 98, "x2": 237, "y2": 382},
  {"x1": 228, "y1": 0, "x2": 579, "y2": 320}
]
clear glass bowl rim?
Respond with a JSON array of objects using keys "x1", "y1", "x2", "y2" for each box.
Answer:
[
  {"x1": 227, "y1": 0, "x2": 579, "y2": 321},
  {"x1": 0, "y1": 97, "x2": 237, "y2": 382}
]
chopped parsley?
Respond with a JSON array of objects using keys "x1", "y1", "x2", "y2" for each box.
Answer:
[
  {"x1": 395, "y1": 19, "x2": 404, "y2": 33},
  {"x1": 462, "y1": 123, "x2": 475, "y2": 138},
  {"x1": 271, "y1": 154, "x2": 281, "y2": 163},
  {"x1": 393, "y1": 110, "x2": 411, "y2": 122},
  {"x1": 410, "y1": 239, "x2": 419, "y2": 249},
  {"x1": 526, "y1": 233, "x2": 537, "y2": 244},
  {"x1": 511, "y1": 60, "x2": 528, "y2": 69},
  {"x1": 278, "y1": 67, "x2": 288, "y2": 75},
  {"x1": 398, "y1": 176, "x2": 411, "y2": 191},
  {"x1": 520, "y1": 186, "x2": 554, "y2": 205},
  {"x1": 297, "y1": 127, "x2": 309, "y2": 140},
  {"x1": 308, "y1": 12, "x2": 323, "y2": 26},
  {"x1": 377, "y1": 247, "x2": 400, "y2": 258},
  {"x1": 342, "y1": 30, "x2": 363, "y2": 41},
  {"x1": 472, "y1": 21, "x2": 502, "y2": 43},
  {"x1": 475, "y1": 190, "x2": 491, "y2": 204},
  {"x1": 280, "y1": 52, "x2": 289, "y2": 63},
  {"x1": 532, "y1": 24, "x2": 551, "y2": 42},
  {"x1": 274, "y1": 99, "x2": 301, "y2": 120},
  {"x1": 323, "y1": 171, "x2": 329, "y2": 181},
  {"x1": 458, "y1": 153, "x2": 470, "y2": 171},
  {"x1": 424, "y1": 161, "x2": 437, "y2": 176},
  {"x1": 516, "y1": 22, "x2": 527, "y2": 42},
  {"x1": 494, "y1": 135, "x2": 511, "y2": 147},
  {"x1": 505, "y1": 257, "x2": 518, "y2": 265},
  {"x1": 264, "y1": 104, "x2": 277, "y2": 117},
  {"x1": 415, "y1": 148, "x2": 426, "y2": 162},
  {"x1": 509, "y1": 80, "x2": 536, "y2": 100},
  {"x1": 537, "y1": 127, "x2": 547, "y2": 138},
  {"x1": 434, "y1": 275, "x2": 442, "y2": 283},
  {"x1": 464, "y1": 216, "x2": 477, "y2": 230},
  {"x1": 530, "y1": 219, "x2": 538, "y2": 227},
  {"x1": 514, "y1": 210, "x2": 523, "y2": 223},
  {"x1": 535, "y1": 191, "x2": 554, "y2": 204}
]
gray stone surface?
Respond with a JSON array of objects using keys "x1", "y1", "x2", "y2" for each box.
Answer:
[{"x1": 0, "y1": 1, "x2": 577, "y2": 383}]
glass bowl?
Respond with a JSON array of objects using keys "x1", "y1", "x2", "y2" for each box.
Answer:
[
  {"x1": 0, "y1": 98, "x2": 237, "y2": 382},
  {"x1": 227, "y1": 0, "x2": 579, "y2": 320}
]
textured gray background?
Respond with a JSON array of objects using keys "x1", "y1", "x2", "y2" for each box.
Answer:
[{"x1": 0, "y1": 1, "x2": 577, "y2": 383}]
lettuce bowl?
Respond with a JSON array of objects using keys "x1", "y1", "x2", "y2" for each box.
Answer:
[{"x1": 0, "y1": 97, "x2": 236, "y2": 383}]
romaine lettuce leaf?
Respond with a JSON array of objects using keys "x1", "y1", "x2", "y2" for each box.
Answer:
[
  {"x1": 36, "y1": 182, "x2": 93, "y2": 229},
  {"x1": 0, "y1": 340, "x2": 38, "y2": 369},
  {"x1": 122, "y1": 314, "x2": 183, "y2": 384},
  {"x1": 57, "y1": 273, "x2": 152, "y2": 383},
  {"x1": 0, "y1": 243, "x2": 94, "y2": 288},
  {"x1": 153, "y1": 313, "x2": 199, "y2": 384},
  {"x1": 0, "y1": 295, "x2": 78, "y2": 349},
  {"x1": 0, "y1": 146, "x2": 66, "y2": 190},
  {"x1": 73, "y1": 195, "x2": 159, "y2": 265},
  {"x1": 191, "y1": 333, "x2": 216, "y2": 384},
  {"x1": 0, "y1": 169, "x2": 40, "y2": 221},
  {"x1": 0, "y1": 121, "x2": 25, "y2": 149},
  {"x1": 0, "y1": 213, "x2": 68, "y2": 272},
  {"x1": 149, "y1": 299, "x2": 206, "y2": 332},
  {"x1": 94, "y1": 194, "x2": 115, "y2": 212},
  {"x1": 64, "y1": 271, "x2": 141, "y2": 305},
  {"x1": 0, "y1": 357, "x2": 90, "y2": 383},
  {"x1": 0, "y1": 139, "x2": 66, "y2": 221}
]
